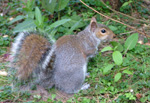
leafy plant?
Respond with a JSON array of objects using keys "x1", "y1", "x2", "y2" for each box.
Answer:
[
  {"x1": 101, "y1": 33, "x2": 139, "y2": 82},
  {"x1": 41, "y1": 0, "x2": 70, "y2": 14},
  {"x1": 1, "y1": 0, "x2": 150, "y2": 102},
  {"x1": 8, "y1": 0, "x2": 87, "y2": 41},
  {"x1": 125, "y1": 92, "x2": 136, "y2": 100},
  {"x1": 124, "y1": 33, "x2": 139, "y2": 53},
  {"x1": 120, "y1": 0, "x2": 149, "y2": 15},
  {"x1": 9, "y1": 6, "x2": 72, "y2": 41},
  {"x1": 0, "y1": 36, "x2": 11, "y2": 55},
  {"x1": 120, "y1": 0, "x2": 133, "y2": 12}
]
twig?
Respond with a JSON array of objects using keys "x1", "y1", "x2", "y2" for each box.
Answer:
[
  {"x1": 3, "y1": 6, "x2": 10, "y2": 15},
  {"x1": 79, "y1": 0, "x2": 150, "y2": 38},
  {"x1": 119, "y1": 31, "x2": 135, "y2": 35},
  {"x1": 142, "y1": 27, "x2": 147, "y2": 37},
  {"x1": 100, "y1": 0, "x2": 150, "y2": 23}
]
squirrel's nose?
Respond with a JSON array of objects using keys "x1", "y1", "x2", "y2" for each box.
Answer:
[
  {"x1": 106, "y1": 32, "x2": 115, "y2": 42},
  {"x1": 112, "y1": 32, "x2": 115, "y2": 38}
]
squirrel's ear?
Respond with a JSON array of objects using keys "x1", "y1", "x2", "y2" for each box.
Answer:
[{"x1": 90, "y1": 17, "x2": 98, "y2": 32}]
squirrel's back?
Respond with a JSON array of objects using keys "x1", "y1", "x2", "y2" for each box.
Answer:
[{"x1": 10, "y1": 32, "x2": 53, "y2": 80}]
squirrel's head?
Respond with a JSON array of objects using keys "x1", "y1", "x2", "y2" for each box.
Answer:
[{"x1": 89, "y1": 17, "x2": 114, "y2": 42}]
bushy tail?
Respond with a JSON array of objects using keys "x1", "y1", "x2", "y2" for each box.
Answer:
[{"x1": 10, "y1": 32, "x2": 54, "y2": 80}]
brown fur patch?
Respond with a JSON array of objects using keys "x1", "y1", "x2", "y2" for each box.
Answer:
[{"x1": 16, "y1": 34, "x2": 51, "y2": 80}]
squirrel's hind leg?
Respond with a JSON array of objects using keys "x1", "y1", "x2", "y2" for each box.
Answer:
[{"x1": 54, "y1": 63, "x2": 86, "y2": 94}]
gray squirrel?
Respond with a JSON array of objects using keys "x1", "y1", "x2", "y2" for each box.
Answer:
[{"x1": 10, "y1": 17, "x2": 114, "y2": 94}]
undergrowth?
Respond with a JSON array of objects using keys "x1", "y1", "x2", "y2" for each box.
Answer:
[{"x1": 0, "y1": 0, "x2": 150, "y2": 102}]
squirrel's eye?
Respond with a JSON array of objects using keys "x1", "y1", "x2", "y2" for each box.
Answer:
[{"x1": 101, "y1": 29, "x2": 106, "y2": 33}]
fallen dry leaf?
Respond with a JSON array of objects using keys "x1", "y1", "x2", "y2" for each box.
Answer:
[{"x1": 136, "y1": 93, "x2": 142, "y2": 100}]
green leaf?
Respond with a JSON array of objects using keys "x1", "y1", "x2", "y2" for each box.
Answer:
[
  {"x1": 8, "y1": 15, "x2": 25, "y2": 24},
  {"x1": 110, "y1": 41, "x2": 123, "y2": 52},
  {"x1": 45, "y1": 19, "x2": 71, "y2": 31},
  {"x1": 112, "y1": 51, "x2": 123, "y2": 65},
  {"x1": 35, "y1": 7, "x2": 43, "y2": 25},
  {"x1": 65, "y1": 19, "x2": 82, "y2": 35},
  {"x1": 103, "y1": 64, "x2": 114, "y2": 75},
  {"x1": 4, "y1": 41, "x2": 9, "y2": 46},
  {"x1": 56, "y1": 0, "x2": 69, "y2": 11},
  {"x1": 26, "y1": 0, "x2": 35, "y2": 11},
  {"x1": 140, "y1": 97, "x2": 147, "y2": 103},
  {"x1": 0, "y1": 39, "x2": 3, "y2": 46},
  {"x1": 49, "y1": 29, "x2": 57, "y2": 42},
  {"x1": 108, "y1": 25, "x2": 117, "y2": 31},
  {"x1": 124, "y1": 33, "x2": 139, "y2": 51},
  {"x1": 51, "y1": 94, "x2": 56, "y2": 100},
  {"x1": 101, "y1": 46, "x2": 113, "y2": 52},
  {"x1": 121, "y1": 0, "x2": 133, "y2": 8},
  {"x1": 114, "y1": 73, "x2": 122, "y2": 82},
  {"x1": 62, "y1": 13, "x2": 86, "y2": 28},
  {"x1": 13, "y1": 19, "x2": 36, "y2": 33},
  {"x1": 123, "y1": 70, "x2": 133, "y2": 75},
  {"x1": 41, "y1": 0, "x2": 57, "y2": 14},
  {"x1": 27, "y1": 11, "x2": 35, "y2": 19}
]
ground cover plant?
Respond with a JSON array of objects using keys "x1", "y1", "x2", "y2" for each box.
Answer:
[{"x1": 0, "y1": 0, "x2": 150, "y2": 102}]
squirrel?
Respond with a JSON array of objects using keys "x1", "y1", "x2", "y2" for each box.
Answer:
[{"x1": 10, "y1": 17, "x2": 114, "y2": 94}]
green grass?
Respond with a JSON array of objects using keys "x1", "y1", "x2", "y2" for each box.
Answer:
[{"x1": 83, "y1": 44, "x2": 150, "y2": 102}]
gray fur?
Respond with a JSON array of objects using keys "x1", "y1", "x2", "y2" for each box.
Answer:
[
  {"x1": 54, "y1": 44, "x2": 87, "y2": 93},
  {"x1": 52, "y1": 28, "x2": 101, "y2": 93}
]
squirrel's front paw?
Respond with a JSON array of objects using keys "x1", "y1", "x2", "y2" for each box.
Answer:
[{"x1": 80, "y1": 83, "x2": 90, "y2": 90}]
